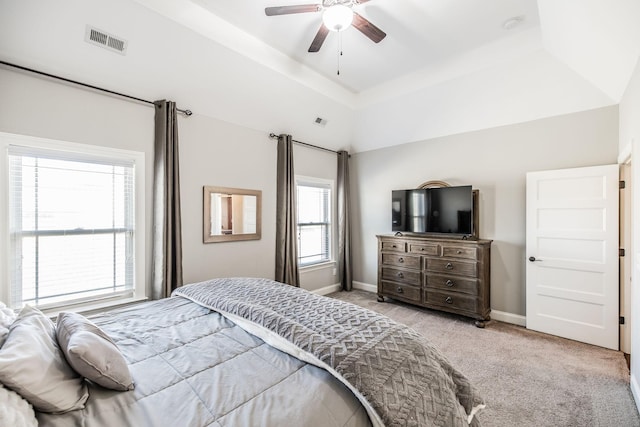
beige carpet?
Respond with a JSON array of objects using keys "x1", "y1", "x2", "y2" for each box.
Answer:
[{"x1": 328, "y1": 290, "x2": 640, "y2": 427}]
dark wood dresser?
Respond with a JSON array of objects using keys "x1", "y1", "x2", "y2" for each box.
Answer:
[{"x1": 377, "y1": 234, "x2": 492, "y2": 327}]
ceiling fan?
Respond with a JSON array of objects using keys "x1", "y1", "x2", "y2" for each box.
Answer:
[{"x1": 265, "y1": 0, "x2": 386, "y2": 53}]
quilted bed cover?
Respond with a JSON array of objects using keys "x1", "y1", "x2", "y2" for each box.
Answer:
[
  {"x1": 36, "y1": 295, "x2": 370, "y2": 427},
  {"x1": 174, "y1": 278, "x2": 485, "y2": 427},
  {"x1": 37, "y1": 277, "x2": 484, "y2": 426}
]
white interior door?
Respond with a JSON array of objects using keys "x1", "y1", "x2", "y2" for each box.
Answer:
[{"x1": 526, "y1": 164, "x2": 619, "y2": 350}]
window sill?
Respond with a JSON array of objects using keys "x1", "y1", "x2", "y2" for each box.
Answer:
[
  {"x1": 41, "y1": 296, "x2": 149, "y2": 320},
  {"x1": 300, "y1": 260, "x2": 336, "y2": 273}
]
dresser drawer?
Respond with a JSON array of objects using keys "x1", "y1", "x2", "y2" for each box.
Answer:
[
  {"x1": 424, "y1": 290, "x2": 478, "y2": 312},
  {"x1": 381, "y1": 253, "x2": 421, "y2": 269},
  {"x1": 442, "y1": 245, "x2": 477, "y2": 259},
  {"x1": 381, "y1": 281, "x2": 421, "y2": 303},
  {"x1": 382, "y1": 267, "x2": 421, "y2": 286},
  {"x1": 380, "y1": 240, "x2": 406, "y2": 252},
  {"x1": 409, "y1": 242, "x2": 440, "y2": 256},
  {"x1": 425, "y1": 274, "x2": 478, "y2": 295},
  {"x1": 426, "y1": 258, "x2": 477, "y2": 277}
]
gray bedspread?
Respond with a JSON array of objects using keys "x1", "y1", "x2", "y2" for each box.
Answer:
[
  {"x1": 174, "y1": 278, "x2": 485, "y2": 427},
  {"x1": 37, "y1": 296, "x2": 371, "y2": 427}
]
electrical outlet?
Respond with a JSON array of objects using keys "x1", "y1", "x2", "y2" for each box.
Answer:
[{"x1": 332, "y1": 268, "x2": 337, "y2": 275}]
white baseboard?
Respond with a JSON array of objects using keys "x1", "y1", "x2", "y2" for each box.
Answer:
[
  {"x1": 353, "y1": 281, "x2": 377, "y2": 293},
  {"x1": 631, "y1": 373, "x2": 640, "y2": 414},
  {"x1": 312, "y1": 282, "x2": 377, "y2": 295},
  {"x1": 311, "y1": 283, "x2": 341, "y2": 296},
  {"x1": 490, "y1": 310, "x2": 526, "y2": 327}
]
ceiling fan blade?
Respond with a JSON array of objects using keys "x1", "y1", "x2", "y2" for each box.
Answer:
[
  {"x1": 352, "y1": 12, "x2": 386, "y2": 43},
  {"x1": 265, "y1": 4, "x2": 321, "y2": 16},
  {"x1": 308, "y1": 24, "x2": 330, "y2": 52}
]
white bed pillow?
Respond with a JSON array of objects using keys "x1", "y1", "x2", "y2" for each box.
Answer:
[
  {"x1": 0, "y1": 301, "x2": 17, "y2": 348},
  {"x1": 0, "y1": 305, "x2": 89, "y2": 413},
  {"x1": 0, "y1": 384, "x2": 37, "y2": 427},
  {"x1": 56, "y1": 311, "x2": 134, "y2": 391}
]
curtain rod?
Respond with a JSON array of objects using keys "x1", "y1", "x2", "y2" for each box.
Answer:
[
  {"x1": 0, "y1": 60, "x2": 192, "y2": 116},
  {"x1": 269, "y1": 133, "x2": 344, "y2": 155}
]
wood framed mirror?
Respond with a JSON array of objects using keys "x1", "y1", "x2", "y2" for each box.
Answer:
[{"x1": 203, "y1": 186, "x2": 262, "y2": 243}]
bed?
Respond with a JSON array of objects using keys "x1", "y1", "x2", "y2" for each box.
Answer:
[{"x1": 0, "y1": 278, "x2": 484, "y2": 427}]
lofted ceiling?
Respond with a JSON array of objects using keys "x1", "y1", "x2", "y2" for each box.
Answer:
[
  {"x1": 185, "y1": 0, "x2": 541, "y2": 94},
  {"x1": 1, "y1": 0, "x2": 640, "y2": 152},
  {"x1": 135, "y1": 0, "x2": 543, "y2": 105}
]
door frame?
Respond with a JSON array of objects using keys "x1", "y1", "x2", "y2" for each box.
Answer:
[{"x1": 620, "y1": 155, "x2": 632, "y2": 355}]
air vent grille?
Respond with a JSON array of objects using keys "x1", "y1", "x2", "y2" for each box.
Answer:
[
  {"x1": 85, "y1": 25, "x2": 128, "y2": 55},
  {"x1": 314, "y1": 117, "x2": 328, "y2": 127}
]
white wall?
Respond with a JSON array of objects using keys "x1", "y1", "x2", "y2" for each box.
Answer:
[
  {"x1": 352, "y1": 48, "x2": 614, "y2": 153},
  {"x1": 350, "y1": 106, "x2": 619, "y2": 318},
  {"x1": 619, "y1": 57, "x2": 640, "y2": 410}
]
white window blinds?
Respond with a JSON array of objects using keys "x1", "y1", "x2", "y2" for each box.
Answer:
[
  {"x1": 8, "y1": 145, "x2": 136, "y2": 309},
  {"x1": 296, "y1": 180, "x2": 331, "y2": 266}
]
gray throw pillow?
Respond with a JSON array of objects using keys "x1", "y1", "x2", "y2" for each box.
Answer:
[
  {"x1": 56, "y1": 312, "x2": 134, "y2": 391},
  {"x1": 0, "y1": 305, "x2": 89, "y2": 413}
]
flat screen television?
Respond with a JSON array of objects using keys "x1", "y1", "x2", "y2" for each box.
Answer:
[{"x1": 392, "y1": 185, "x2": 473, "y2": 235}]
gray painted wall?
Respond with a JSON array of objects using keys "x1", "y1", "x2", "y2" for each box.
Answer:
[
  {"x1": 350, "y1": 106, "x2": 619, "y2": 317},
  {"x1": 180, "y1": 115, "x2": 339, "y2": 291},
  {"x1": 0, "y1": 67, "x2": 338, "y2": 294},
  {"x1": 0, "y1": 67, "x2": 621, "y2": 313},
  {"x1": 0, "y1": 67, "x2": 156, "y2": 296}
]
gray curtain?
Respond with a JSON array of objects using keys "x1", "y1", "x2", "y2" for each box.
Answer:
[
  {"x1": 337, "y1": 150, "x2": 352, "y2": 291},
  {"x1": 152, "y1": 100, "x2": 183, "y2": 299},
  {"x1": 275, "y1": 134, "x2": 300, "y2": 287}
]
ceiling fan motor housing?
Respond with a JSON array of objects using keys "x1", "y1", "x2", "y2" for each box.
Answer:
[{"x1": 265, "y1": 0, "x2": 384, "y2": 53}]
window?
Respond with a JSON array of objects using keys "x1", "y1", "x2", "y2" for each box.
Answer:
[
  {"x1": 1, "y1": 133, "x2": 146, "y2": 311},
  {"x1": 296, "y1": 177, "x2": 332, "y2": 267}
]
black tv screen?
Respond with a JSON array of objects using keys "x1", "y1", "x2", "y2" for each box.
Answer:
[{"x1": 392, "y1": 185, "x2": 473, "y2": 235}]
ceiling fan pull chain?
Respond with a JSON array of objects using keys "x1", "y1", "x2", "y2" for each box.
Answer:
[{"x1": 337, "y1": 32, "x2": 342, "y2": 75}]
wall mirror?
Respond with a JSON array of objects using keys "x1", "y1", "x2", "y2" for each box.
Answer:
[{"x1": 203, "y1": 186, "x2": 262, "y2": 243}]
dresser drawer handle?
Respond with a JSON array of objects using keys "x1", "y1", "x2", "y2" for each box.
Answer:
[
  {"x1": 397, "y1": 287, "x2": 404, "y2": 294},
  {"x1": 398, "y1": 257, "x2": 404, "y2": 263},
  {"x1": 446, "y1": 280, "x2": 454, "y2": 287},
  {"x1": 420, "y1": 247, "x2": 425, "y2": 251},
  {"x1": 456, "y1": 250, "x2": 462, "y2": 254},
  {"x1": 445, "y1": 262, "x2": 453, "y2": 270},
  {"x1": 396, "y1": 272, "x2": 404, "y2": 279},
  {"x1": 445, "y1": 296, "x2": 453, "y2": 304},
  {"x1": 392, "y1": 245, "x2": 397, "y2": 248}
]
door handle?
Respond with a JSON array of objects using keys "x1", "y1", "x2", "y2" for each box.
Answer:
[{"x1": 528, "y1": 256, "x2": 542, "y2": 262}]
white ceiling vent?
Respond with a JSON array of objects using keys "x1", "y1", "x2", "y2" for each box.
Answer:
[{"x1": 85, "y1": 25, "x2": 128, "y2": 55}]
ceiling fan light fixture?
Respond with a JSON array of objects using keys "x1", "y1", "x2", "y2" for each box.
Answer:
[{"x1": 322, "y1": 4, "x2": 354, "y2": 32}]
